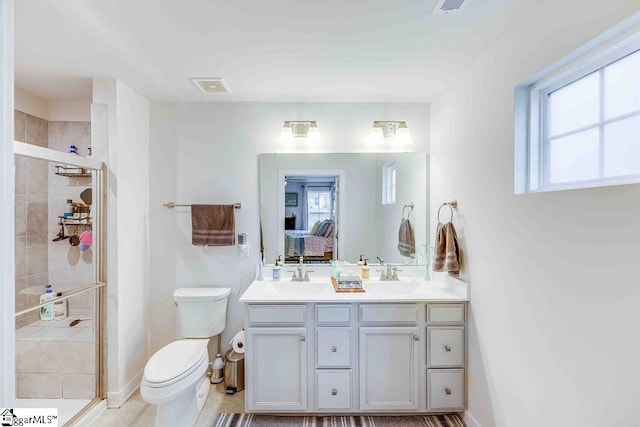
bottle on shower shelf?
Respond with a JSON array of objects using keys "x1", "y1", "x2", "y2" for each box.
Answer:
[
  {"x1": 39, "y1": 285, "x2": 54, "y2": 321},
  {"x1": 53, "y1": 292, "x2": 68, "y2": 320}
]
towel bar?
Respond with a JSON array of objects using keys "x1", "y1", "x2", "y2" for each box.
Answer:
[{"x1": 163, "y1": 202, "x2": 242, "y2": 209}]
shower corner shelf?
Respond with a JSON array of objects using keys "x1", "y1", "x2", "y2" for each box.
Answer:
[
  {"x1": 58, "y1": 216, "x2": 92, "y2": 228},
  {"x1": 55, "y1": 165, "x2": 91, "y2": 178}
]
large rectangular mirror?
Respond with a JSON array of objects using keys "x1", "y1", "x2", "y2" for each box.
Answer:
[{"x1": 259, "y1": 152, "x2": 429, "y2": 265}]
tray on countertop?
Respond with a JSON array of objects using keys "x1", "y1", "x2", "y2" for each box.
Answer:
[{"x1": 331, "y1": 276, "x2": 366, "y2": 293}]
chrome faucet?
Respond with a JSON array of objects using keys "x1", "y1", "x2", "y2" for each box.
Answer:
[
  {"x1": 377, "y1": 264, "x2": 401, "y2": 281},
  {"x1": 290, "y1": 257, "x2": 312, "y2": 282}
]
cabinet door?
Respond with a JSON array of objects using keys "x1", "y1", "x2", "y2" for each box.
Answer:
[
  {"x1": 246, "y1": 328, "x2": 307, "y2": 411},
  {"x1": 359, "y1": 327, "x2": 419, "y2": 410}
]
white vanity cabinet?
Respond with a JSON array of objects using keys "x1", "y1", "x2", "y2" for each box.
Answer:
[
  {"x1": 243, "y1": 298, "x2": 467, "y2": 414},
  {"x1": 245, "y1": 305, "x2": 308, "y2": 411}
]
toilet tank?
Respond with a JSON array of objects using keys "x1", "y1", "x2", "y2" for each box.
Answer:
[{"x1": 173, "y1": 287, "x2": 231, "y2": 338}]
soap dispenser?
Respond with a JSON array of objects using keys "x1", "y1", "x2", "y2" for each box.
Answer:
[
  {"x1": 357, "y1": 255, "x2": 365, "y2": 266},
  {"x1": 361, "y1": 259, "x2": 370, "y2": 280},
  {"x1": 272, "y1": 258, "x2": 281, "y2": 281}
]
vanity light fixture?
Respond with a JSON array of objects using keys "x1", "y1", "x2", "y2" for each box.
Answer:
[
  {"x1": 368, "y1": 121, "x2": 413, "y2": 146},
  {"x1": 279, "y1": 121, "x2": 321, "y2": 146}
]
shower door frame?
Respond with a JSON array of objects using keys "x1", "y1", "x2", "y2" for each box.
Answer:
[{"x1": 13, "y1": 140, "x2": 107, "y2": 419}]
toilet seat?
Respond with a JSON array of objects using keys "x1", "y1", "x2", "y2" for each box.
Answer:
[{"x1": 144, "y1": 339, "x2": 209, "y2": 388}]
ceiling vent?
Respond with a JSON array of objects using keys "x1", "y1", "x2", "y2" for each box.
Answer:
[
  {"x1": 432, "y1": 0, "x2": 470, "y2": 15},
  {"x1": 189, "y1": 78, "x2": 232, "y2": 94}
]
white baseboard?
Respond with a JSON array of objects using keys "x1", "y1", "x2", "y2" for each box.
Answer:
[
  {"x1": 106, "y1": 368, "x2": 144, "y2": 408},
  {"x1": 464, "y1": 410, "x2": 482, "y2": 427},
  {"x1": 72, "y1": 399, "x2": 107, "y2": 427}
]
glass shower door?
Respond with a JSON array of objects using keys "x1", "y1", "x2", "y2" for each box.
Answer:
[{"x1": 13, "y1": 141, "x2": 105, "y2": 426}]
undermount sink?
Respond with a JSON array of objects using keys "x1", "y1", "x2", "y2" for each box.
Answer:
[
  {"x1": 261, "y1": 282, "x2": 329, "y2": 297},
  {"x1": 362, "y1": 281, "x2": 425, "y2": 295}
]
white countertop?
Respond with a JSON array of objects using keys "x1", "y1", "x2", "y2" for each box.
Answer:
[{"x1": 239, "y1": 276, "x2": 468, "y2": 303}]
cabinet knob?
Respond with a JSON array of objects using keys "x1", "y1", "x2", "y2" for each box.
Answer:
[
  {"x1": 332, "y1": 389, "x2": 337, "y2": 396},
  {"x1": 444, "y1": 345, "x2": 452, "y2": 352},
  {"x1": 445, "y1": 387, "x2": 452, "y2": 395},
  {"x1": 300, "y1": 336, "x2": 306, "y2": 342},
  {"x1": 413, "y1": 334, "x2": 420, "y2": 341},
  {"x1": 331, "y1": 346, "x2": 337, "y2": 352}
]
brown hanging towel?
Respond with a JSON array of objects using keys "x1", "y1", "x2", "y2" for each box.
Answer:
[
  {"x1": 398, "y1": 218, "x2": 416, "y2": 258},
  {"x1": 432, "y1": 222, "x2": 459, "y2": 274},
  {"x1": 191, "y1": 204, "x2": 236, "y2": 246}
]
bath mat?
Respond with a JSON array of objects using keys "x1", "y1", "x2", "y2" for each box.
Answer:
[{"x1": 213, "y1": 413, "x2": 465, "y2": 427}]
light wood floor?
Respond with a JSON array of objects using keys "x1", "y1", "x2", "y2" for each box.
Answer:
[{"x1": 92, "y1": 383, "x2": 245, "y2": 426}]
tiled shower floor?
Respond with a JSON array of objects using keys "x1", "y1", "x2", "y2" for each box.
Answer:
[
  {"x1": 15, "y1": 398, "x2": 91, "y2": 426},
  {"x1": 16, "y1": 318, "x2": 94, "y2": 342}
]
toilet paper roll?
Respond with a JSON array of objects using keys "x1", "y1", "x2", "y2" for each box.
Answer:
[{"x1": 230, "y1": 329, "x2": 245, "y2": 353}]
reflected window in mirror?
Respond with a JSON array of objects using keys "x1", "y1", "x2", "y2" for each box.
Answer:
[
  {"x1": 382, "y1": 161, "x2": 396, "y2": 205},
  {"x1": 307, "y1": 187, "x2": 334, "y2": 230}
]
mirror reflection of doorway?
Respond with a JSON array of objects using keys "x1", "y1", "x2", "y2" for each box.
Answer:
[{"x1": 283, "y1": 175, "x2": 338, "y2": 263}]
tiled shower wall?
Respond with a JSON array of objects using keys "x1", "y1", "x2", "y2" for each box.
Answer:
[
  {"x1": 14, "y1": 110, "x2": 95, "y2": 398},
  {"x1": 48, "y1": 121, "x2": 94, "y2": 317},
  {"x1": 14, "y1": 111, "x2": 50, "y2": 329}
]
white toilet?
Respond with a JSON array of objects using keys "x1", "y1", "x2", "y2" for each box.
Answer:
[{"x1": 141, "y1": 287, "x2": 231, "y2": 427}]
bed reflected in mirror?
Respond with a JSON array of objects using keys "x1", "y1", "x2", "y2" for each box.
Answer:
[{"x1": 283, "y1": 175, "x2": 337, "y2": 263}]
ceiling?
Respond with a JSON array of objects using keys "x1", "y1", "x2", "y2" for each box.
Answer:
[{"x1": 14, "y1": 0, "x2": 539, "y2": 102}]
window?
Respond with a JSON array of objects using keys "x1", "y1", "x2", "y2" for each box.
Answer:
[
  {"x1": 307, "y1": 189, "x2": 332, "y2": 229},
  {"x1": 382, "y1": 161, "x2": 396, "y2": 204},
  {"x1": 515, "y1": 28, "x2": 640, "y2": 193}
]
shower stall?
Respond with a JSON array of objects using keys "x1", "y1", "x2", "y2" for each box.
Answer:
[{"x1": 13, "y1": 117, "x2": 105, "y2": 426}]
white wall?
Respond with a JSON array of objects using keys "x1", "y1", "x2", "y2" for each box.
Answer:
[
  {"x1": 48, "y1": 100, "x2": 91, "y2": 122},
  {"x1": 93, "y1": 78, "x2": 150, "y2": 406},
  {"x1": 14, "y1": 87, "x2": 91, "y2": 122},
  {"x1": 14, "y1": 86, "x2": 48, "y2": 119},
  {"x1": 148, "y1": 102, "x2": 429, "y2": 354},
  {"x1": 430, "y1": 4, "x2": 640, "y2": 427},
  {"x1": 0, "y1": 0, "x2": 15, "y2": 407}
]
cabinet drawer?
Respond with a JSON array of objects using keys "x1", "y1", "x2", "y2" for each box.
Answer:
[
  {"x1": 316, "y1": 328, "x2": 351, "y2": 367},
  {"x1": 316, "y1": 305, "x2": 352, "y2": 325},
  {"x1": 316, "y1": 370, "x2": 352, "y2": 409},
  {"x1": 427, "y1": 369, "x2": 464, "y2": 410},
  {"x1": 360, "y1": 304, "x2": 417, "y2": 324},
  {"x1": 427, "y1": 327, "x2": 464, "y2": 368},
  {"x1": 247, "y1": 305, "x2": 306, "y2": 325},
  {"x1": 426, "y1": 304, "x2": 464, "y2": 325}
]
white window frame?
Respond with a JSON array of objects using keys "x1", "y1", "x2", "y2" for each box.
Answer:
[
  {"x1": 515, "y1": 15, "x2": 640, "y2": 194},
  {"x1": 382, "y1": 161, "x2": 396, "y2": 205}
]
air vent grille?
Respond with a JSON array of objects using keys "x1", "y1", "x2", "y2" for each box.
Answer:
[
  {"x1": 189, "y1": 78, "x2": 232, "y2": 94},
  {"x1": 432, "y1": 0, "x2": 470, "y2": 15}
]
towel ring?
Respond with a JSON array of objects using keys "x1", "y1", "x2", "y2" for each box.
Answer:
[
  {"x1": 437, "y1": 200, "x2": 458, "y2": 223},
  {"x1": 402, "y1": 202, "x2": 414, "y2": 219}
]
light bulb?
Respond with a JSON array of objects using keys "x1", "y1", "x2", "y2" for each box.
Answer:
[
  {"x1": 307, "y1": 125, "x2": 321, "y2": 145},
  {"x1": 279, "y1": 126, "x2": 294, "y2": 146},
  {"x1": 394, "y1": 123, "x2": 413, "y2": 145},
  {"x1": 368, "y1": 126, "x2": 384, "y2": 146}
]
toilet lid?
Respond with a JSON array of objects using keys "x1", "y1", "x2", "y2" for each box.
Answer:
[{"x1": 144, "y1": 340, "x2": 208, "y2": 385}]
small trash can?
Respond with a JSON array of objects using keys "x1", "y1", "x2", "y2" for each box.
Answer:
[{"x1": 224, "y1": 349, "x2": 245, "y2": 394}]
